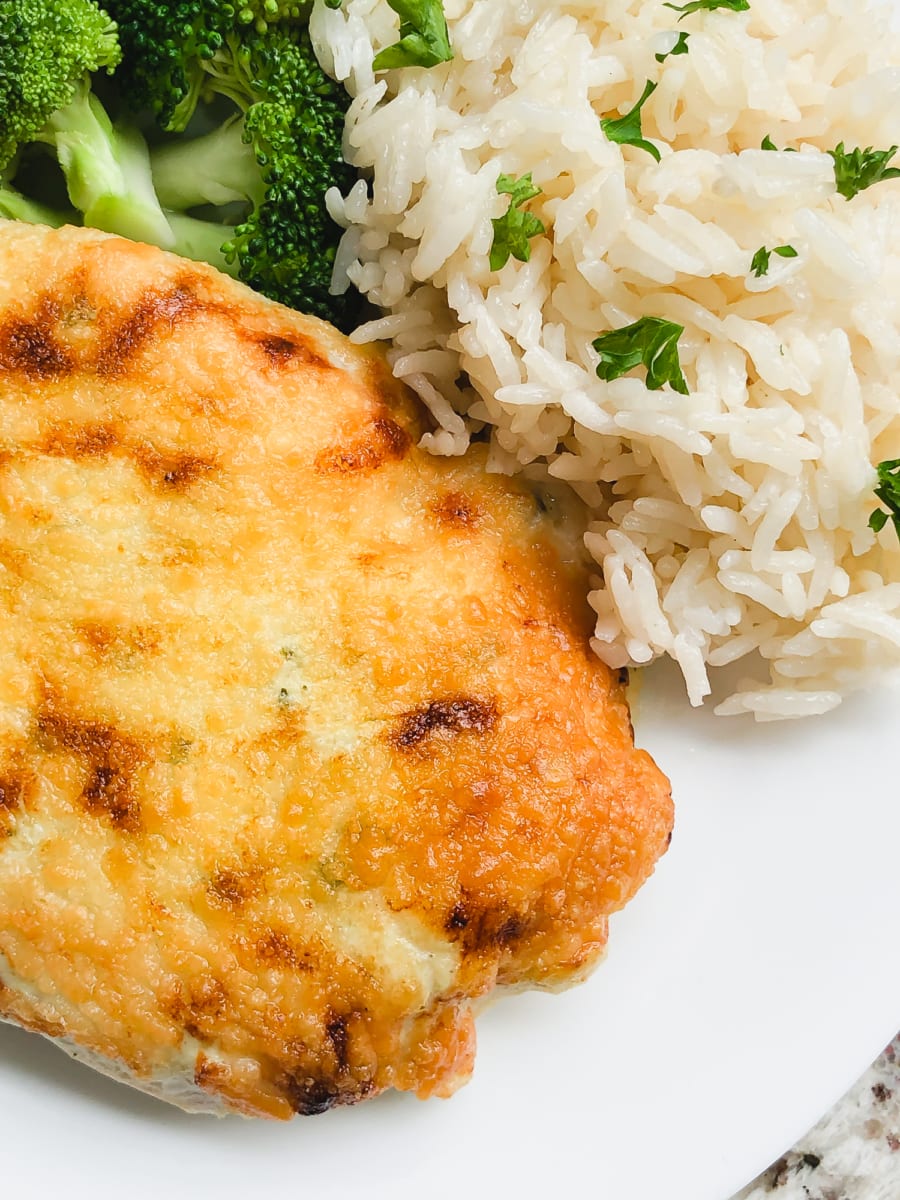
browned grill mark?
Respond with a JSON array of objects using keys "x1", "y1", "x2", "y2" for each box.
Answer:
[
  {"x1": 315, "y1": 417, "x2": 410, "y2": 475},
  {"x1": 445, "y1": 903, "x2": 469, "y2": 932},
  {"x1": 76, "y1": 622, "x2": 160, "y2": 661},
  {"x1": 392, "y1": 696, "x2": 499, "y2": 751},
  {"x1": 0, "y1": 775, "x2": 24, "y2": 813},
  {"x1": 166, "y1": 977, "x2": 227, "y2": 1040},
  {"x1": 0, "y1": 300, "x2": 73, "y2": 382},
  {"x1": 133, "y1": 443, "x2": 217, "y2": 492},
  {"x1": 188, "y1": 977, "x2": 227, "y2": 1022},
  {"x1": 36, "y1": 699, "x2": 145, "y2": 832},
  {"x1": 42, "y1": 421, "x2": 123, "y2": 460},
  {"x1": 279, "y1": 1073, "x2": 340, "y2": 1117},
  {"x1": 256, "y1": 929, "x2": 311, "y2": 971},
  {"x1": 194, "y1": 1052, "x2": 229, "y2": 1090},
  {"x1": 429, "y1": 491, "x2": 482, "y2": 530},
  {"x1": 445, "y1": 898, "x2": 528, "y2": 953},
  {"x1": 81, "y1": 765, "x2": 140, "y2": 833},
  {"x1": 207, "y1": 865, "x2": 263, "y2": 908},
  {"x1": 250, "y1": 332, "x2": 330, "y2": 371},
  {"x1": 96, "y1": 282, "x2": 200, "y2": 377},
  {"x1": 324, "y1": 1012, "x2": 350, "y2": 1073}
]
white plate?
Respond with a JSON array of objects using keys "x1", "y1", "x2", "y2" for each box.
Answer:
[{"x1": 3, "y1": 659, "x2": 900, "y2": 1200}]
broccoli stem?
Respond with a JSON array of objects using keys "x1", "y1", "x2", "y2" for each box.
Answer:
[
  {"x1": 39, "y1": 80, "x2": 175, "y2": 249},
  {"x1": 165, "y1": 211, "x2": 239, "y2": 277},
  {"x1": 0, "y1": 180, "x2": 75, "y2": 228},
  {"x1": 150, "y1": 117, "x2": 265, "y2": 210}
]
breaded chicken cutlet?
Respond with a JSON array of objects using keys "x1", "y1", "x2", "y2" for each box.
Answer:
[{"x1": 0, "y1": 220, "x2": 673, "y2": 1118}]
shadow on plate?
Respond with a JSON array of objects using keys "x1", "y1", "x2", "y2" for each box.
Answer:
[
  {"x1": 0, "y1": 1015, "x2": 417, "y2": 1132},
  {"x1": 0, "y1": 1017, "x2": 188, "y2": 1125}
]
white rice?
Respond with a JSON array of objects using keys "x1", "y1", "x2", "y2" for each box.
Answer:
[{"x1": 312, "y1": 0, "x2": 900, "y2": 719}]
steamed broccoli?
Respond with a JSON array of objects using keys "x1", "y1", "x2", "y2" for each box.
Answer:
[
  {"x1": 107, "y1": 1, "x2": 358, "y2": 324},
  {"x1": 0, "y1": 0, "x2": 176, "y2": 248},
  {"x1": 0, "y1": 167, "x2": 75, "y2": 227}
]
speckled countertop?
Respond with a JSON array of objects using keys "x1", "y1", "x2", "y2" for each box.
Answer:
[{"x1": 732, "y1": 1035, "x2": 900, "y2": 1199}]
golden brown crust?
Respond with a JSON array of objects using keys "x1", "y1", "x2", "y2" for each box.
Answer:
[{"x1": 0, "y1": 220, "x2": 673, "y2": 1118}]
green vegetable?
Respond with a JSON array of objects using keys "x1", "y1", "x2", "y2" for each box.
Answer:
[
  {"x1": 750, "y1": 244, "x2": 798, "y2": 277},
  {"x1": 869, "y1": 459, "x2": 900, "y2": 541},
  {"x1": 372, "y1": 0, "x2": 453, "y2": 71},
  {"x1": 163, "y1": 211, "x2": 239, "y2": 277},
  {"x1": 665, "y1": 0, "x2": 750, "y2": 18},
  {"x1": 592, "y1": 317, "x2": 689, "y2": 394},
  {"x1": 655, "y1": 32, "x2": 691, "y2": 62},
  {"x1": 0, "y1": 0, "x2": 174, "y2": 248},
  {"x1": 601, "y1": 80, "x2": 661, "y2": 163},
  {"x1": 105, "y1": 0, "x2": 359, "y2": 325},
  {"x1": 828, "y1": 143, "x2": 900, "y2": 201},
  {"x1": 0, "y1": 0, "x2": 119, "y2": 170},
  {"x1": 151, "y1": 116, "x2": 264, "y2": 211},
  {"x1": 0, "y1": 175, "x2": 74, "y2": 228},
  {"x1": 236, "y1": 3, "x2": 311, "y2": 29},
  {"x1": 490, "y1": 173, "x2": 546, "y2": 272},
  {"x1": 760, "y1": 135, "x2": 798, "y2": 152}
]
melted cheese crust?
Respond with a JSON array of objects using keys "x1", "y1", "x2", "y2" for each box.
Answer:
[{"x1": 0, "y1": 222, "x2": 673, "y2": 1118}]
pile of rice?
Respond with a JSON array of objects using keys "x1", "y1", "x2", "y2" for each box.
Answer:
[{"x1": 311, "y1": 0, "x2": 900, "y2": 719}]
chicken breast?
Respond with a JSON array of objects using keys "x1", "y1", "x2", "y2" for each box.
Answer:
[{"x1": 0, "y1": 220, "x2": 673, "y2": 1119}]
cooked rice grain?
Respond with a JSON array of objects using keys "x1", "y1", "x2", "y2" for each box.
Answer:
[{"x1": 313, "y1": 0, "x2": 900, "y2": 719}]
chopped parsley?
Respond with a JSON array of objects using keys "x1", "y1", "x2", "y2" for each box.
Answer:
[
  {"x1": 750, "y1": 244, "x2": 798, "y2": 277},
  {"x1": 664, "y1": 0, "x2": 750, "y2": 18},
  {"x1": 592, "y1": 317, "x2": 689, "y2": 394},
  {"x1": 869, "y1": 459, "x2": 900, "y2": 541},
  {"x1": 490, "y1": 173, "x2": 546, "y2": 271},
  {"x1": 828, "y1": 143, "x2": 900, "y2": 200},
  {"x1": 372, "y1": 0, "x2": 453, "y2": 70},
  {"x1": 601, "y1": 80, "x2": 661, "y2": 162},
  {"x1": 656, "y1": 31, "x2": 691, "y2": 62},
  {"x1": 760, "y1": 135, "x2": 797, "y2": 152}
]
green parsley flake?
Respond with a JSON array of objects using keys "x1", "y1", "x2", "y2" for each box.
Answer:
[
  {"x1": 828, "y1": 143, "x2": 900, "y2": 201},
  {"x1": 869, "y1": 459, "x2": 900, "y2": 542},
  {"x1": 490, "y1": 173, "x2": 546, "y2": 272},
  {"x1": 601, "y1": 80, "x2": 661, "y2": 162},
  {"x1": 656, "y1": 31, "x2": 691, "y2": 62},
  {"x1": 592, "y1": 317, "x2": 689, "y2": 394},
  {"x1": 373, "y1": 0, "x2": 453, "y2": 70},
  {"x1": 760, "y1": 135, "x2": 797, "y2": 152},
  {"x1": 664, "y1": 0, "x2": 750, "y2": 18},
  {"x1": 750, "y1": 244, "x2": 798, "y2": 277}
]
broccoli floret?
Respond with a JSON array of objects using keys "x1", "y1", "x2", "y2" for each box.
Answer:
[
  {"x1": 42, "y1": 79, "x2": 180, "y2": 247},
  {"x1": 0, "y1": 0, "x2": 180, "y2": 247},
  {"x1": 164, "y1": 211, "x2": 240, "y2": 277},
  {"x1": 0, "y1": 0, "x2": 120, "y2": 170},
  {"x1": 234, "y1": 3, "x2": 310, "y2": 34},
  {"x1": 151, "y1": 116, "x2": 265, "y2": 210},
  {"x1": 0, "y1": 175, "x2": 75, "y2": 228},
  {"x1": 108, "y1": 1, "x2": 359, "y2": 326}
]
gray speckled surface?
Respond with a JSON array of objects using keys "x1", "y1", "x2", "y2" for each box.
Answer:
[{"x1": 732, "y1": 1036, "x2": 900, "y2": 1199}]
